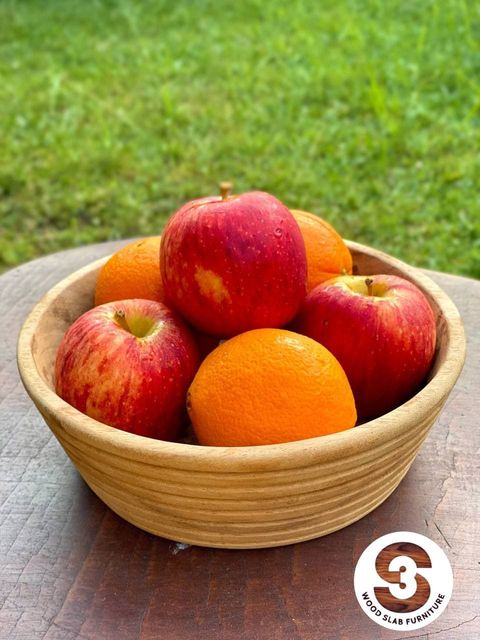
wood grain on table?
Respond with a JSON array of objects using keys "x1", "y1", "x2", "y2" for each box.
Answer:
[{"x1": 1, "y1": 242, "x2": 479, "y2": 640}]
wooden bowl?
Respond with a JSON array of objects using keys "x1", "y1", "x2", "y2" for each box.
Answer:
[{"x1": 17, "y1": 241, "x2": 465, "y2": 549}]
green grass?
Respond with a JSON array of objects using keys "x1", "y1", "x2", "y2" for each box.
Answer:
[{"x1": 1, "y1": 0, "x2": 479, "y2": 276}]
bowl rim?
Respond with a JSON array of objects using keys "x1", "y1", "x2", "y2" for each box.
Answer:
[{"x1": 17, "y1": 240, "x2": 466, "y2": 471}]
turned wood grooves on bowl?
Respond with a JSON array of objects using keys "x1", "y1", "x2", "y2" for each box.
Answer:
[{"x1": 17, "y1": 240, "x2": 466, "y2": 548}]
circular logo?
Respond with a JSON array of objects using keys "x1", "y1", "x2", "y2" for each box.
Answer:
[{"x1": 354, "y1": 531, "x2": 453, "y2": 631}]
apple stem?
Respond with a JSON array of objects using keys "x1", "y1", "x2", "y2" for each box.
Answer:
[
  {"x1": 114, "y1": 308, "x2": 130, "y2": 332},
  {"x1": 219, "y1": 181, "x2": 233, "y2": 200},
  {"x1": 365, "y1": 277, "x2": 374, "y2": 296}
]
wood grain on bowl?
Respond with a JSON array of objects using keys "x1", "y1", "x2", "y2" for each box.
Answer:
[{"x1": 16, "y1": 240, "x2": 466, "y2": 549}]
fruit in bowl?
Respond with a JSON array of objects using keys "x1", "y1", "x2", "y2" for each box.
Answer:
[
  {"x1": 160, "y1": 186, "x2": 307, "y2": 337},
  {"x1": 187, "y1": 328, "x2": 357, "y2": 446},
  {"x1": 57, "y1": 189, "x2": 439, "y2": 443},
  {"x1": 95, "y1": 236, "x2": 165, "y2": 305},
  {"x1": 294, "y1": 274, "x2": 437, "y2": 419},
  {"x1": 55, "y1": 299, "x2": 199, "y2": 440},
  {"x1": 291, "y1": 209, "x2": 353, "y2": 291}
]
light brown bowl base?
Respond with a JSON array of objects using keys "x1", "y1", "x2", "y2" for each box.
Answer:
[{"x1": 17, "y1": 241, "x2": 465, "y2": 548}]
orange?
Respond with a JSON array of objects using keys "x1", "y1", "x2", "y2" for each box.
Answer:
[
  {"x1": 187, "y1": 328, "x2": 357, "y2": 446},
  {"x1": 291, "y1": 209, "x2": 353, "y2": 292},
  {"x1": 95, "y1": 236, "x2": 165, "y2": 306}
]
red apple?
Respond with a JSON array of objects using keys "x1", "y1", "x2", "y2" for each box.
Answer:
[
  {"x1": 160, "y1": 188, "x2": 307, "y2": 337},
  {"x1": 294, "y1": 274, "x2": 436, "y2": 419},
  {"x1": 55, "y1": 299, "x2": 199, "y2": 439}
]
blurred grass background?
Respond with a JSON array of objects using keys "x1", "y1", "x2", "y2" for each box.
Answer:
[{"x1": 1, "y1": 0, "x2": 479, "y2": 276}]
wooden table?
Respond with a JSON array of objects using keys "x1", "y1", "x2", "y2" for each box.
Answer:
[{"x1": 1, "y1": 241, "x2": 479, "y2": 640}]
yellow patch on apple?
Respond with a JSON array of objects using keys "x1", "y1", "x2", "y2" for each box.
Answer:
[{"x1": 194, "y1": 267, "x2": 231, "y2": 304}]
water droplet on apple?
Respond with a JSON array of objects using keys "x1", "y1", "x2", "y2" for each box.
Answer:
[{"x1": 274, "y1": 228, "x2": 283, "y2": 238}]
